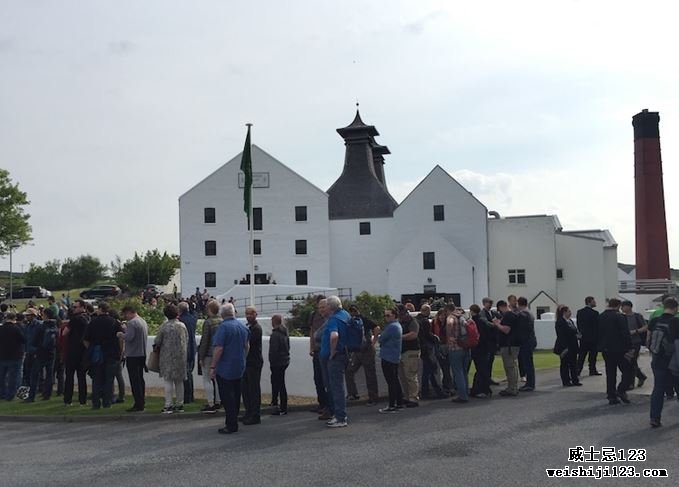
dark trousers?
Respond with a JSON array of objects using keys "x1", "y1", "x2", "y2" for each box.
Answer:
[
  {"x1": 126, "y1": 356, "x2": 146, "y2": 409},
  {"x1": 312, "y1": 353, "x2": 327, "y2": 408},
  {"x1": 345, "y1": 348, "x2": 379, "y2": 401},
  {"x1": 578, "y1": 341, "x2": 599, "y2": 374},
  {"x1": 28, "y1": 355, "x2": 54, "y2": 401},
  {"x1": 54, "y1": 354, "x2": 64, "y2": 396},
  {"x1": 64, "y1": 356, "x2": 87, "y2": 405},
  {"x1": 436, "y1": 347, "x2": 454, "y2": 393},
  {"x1": 420, "y1": 350, "x2": 443, "y2": 397},
  {"x1": 602, "y1": 351, "x2": 634, "y2": 400},
  {"x1": 631, "y1": 344, "x2": 647, "y2": 382},
  {"x1": 183, "y1": 359, "x2": 195, "y2": 404},
  {"x1": 270, "y1": 365, "x2": 288, "y2": 412},
  {"x1": 470, "y1": 347, "x2": 492, "y2": 395},
  {"x1": 241, "y1": 365, "x2": 262, "y2": 420},
  {"x1": 217, "y1": 376, "x2": 241, "y2": 432},
  {"x1": 0, "y1": 359, "x2": 22, "y2": 400},
  {"x1": 519, "y1": 345, "x2": 536, "y2": 388},
  {"x1": 560, "y1": 349, "x2": 579, "y2": 385},
  {"x1": 92, "y1": 360, "x2": 117, "y2": 408},
  {"x1": 241, "y1": 365, "x2": 262, "y2": 419},
  {"x1": 650, "y1": 358, "x2": 675, "y2": 420},
  {"x1": 22, "y1": 353, "x2": 35, "y2": 387},
  {"x1": 381, "y1": 359, "x2": 403, "y2": 408},
  {"x1": 113, "y1": 361, "x2": 125, "y2": 401}
]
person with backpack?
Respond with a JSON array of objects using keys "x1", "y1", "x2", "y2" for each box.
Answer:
[
  {"x1": 517, "y1": 297, "x2": 537, "y2": 392},
  {"x1": 621, "y1": 300, "x2": 648, "y2": 389},
  {"x1": 416, "y1": 304, "x2": 446, "y2": 400},
  {"x1": 198, "y1": 299, "x2": 222, "y2": 414},
  {"x1": 647, "y1": 297, "x2": 679, "y2": 428},
  {"x1": 398, "y1": 304, "x2": 421, "y2": 407},
  {"x1": 344, "y1": 305, "x2": 380, "y2": 405},
  {"x1": 25, "y1": 307, "x2": 59, "y2": 402},
  {"x1": 469, "y1": 304, "x2": 494, "y2": 398},
  {"x1": 446, "y1": 306, "x2": 471, "y2": 403}
]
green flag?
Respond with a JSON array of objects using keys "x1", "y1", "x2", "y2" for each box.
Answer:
[{"x1": 240, "y1": 125, "x2": 253, "y2": 222}]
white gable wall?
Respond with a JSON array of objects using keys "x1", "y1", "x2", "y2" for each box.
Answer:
[
  {"x1": 387, "y1": 232, "x2": 475, "y2": 306},
  {"x1": 179, "y1": 146, "x2": 330, "y2": 295},
  {"x1": 392, "y1": 166, "x2": 489, "y2": 303}
]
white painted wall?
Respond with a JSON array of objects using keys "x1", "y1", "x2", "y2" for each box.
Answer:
[
  {"x1": 387, "y1": 232, "x2": 475, "y2": 306},
  {"x1": 179, "y1": 145, "x2": 330, "y2": 296},
  {"x1": 329, "y1": 217, "x2": 393, "y2": 295},
  {"x1": 603, "y1": 247, "x2": 619, "y2": 299},
  {"x1": 392, "y1": 166, "x2": 488, "y2": 304},
  {"x1": 488, "y1": 216, "x2": 558, "y2": 305},
  {"x1": 555, "y1": 233, "x2": 607, "y2": 311}
]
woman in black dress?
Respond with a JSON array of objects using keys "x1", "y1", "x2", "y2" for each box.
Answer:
[{"x1": 555, "y1": 305, "x2": 582, "y2": 387}]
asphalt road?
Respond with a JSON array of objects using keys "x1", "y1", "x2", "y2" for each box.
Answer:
[{"x1": 1, "y1": 356, "x2": 676, "y2": 487}]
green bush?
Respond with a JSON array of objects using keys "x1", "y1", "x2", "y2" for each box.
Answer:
[
  {"x1": 109, "y1": 296, "x2": 166, "y2": 334},
  {"x1": 288, "y1": 291, "x2": 395, "y2": 335}
]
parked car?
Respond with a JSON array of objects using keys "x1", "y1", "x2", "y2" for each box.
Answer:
[
  {"x1": 80, "y1": 285, "x2": 121, "y2": 299},
  {"x1": 11, "y1": 286, "x2": 52, "y2": 299}
]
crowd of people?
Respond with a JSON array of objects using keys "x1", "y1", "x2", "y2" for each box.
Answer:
[{"x1": 0, "y1": 290, "x2": 678, "y2": 432}]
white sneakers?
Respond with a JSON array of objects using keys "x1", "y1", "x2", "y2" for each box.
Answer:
[{"x1": 326, "y1": 417, "x2": 348, "y2": 428}]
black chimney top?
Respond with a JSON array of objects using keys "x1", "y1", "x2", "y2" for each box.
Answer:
[
  {"x1": 327, "y1": 110, "x2": 397, "y2": 220},
  {"x1": 633, "y1": 109, "x2": 660, "y2": 139}
]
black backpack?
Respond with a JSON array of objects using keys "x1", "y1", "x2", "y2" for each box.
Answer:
[
  {"x1": 649, "y1": 317, "x2": 675, "y2": 359},
  {"x1": 41, "y1": 322, "x2": 58, "y2": 353}
]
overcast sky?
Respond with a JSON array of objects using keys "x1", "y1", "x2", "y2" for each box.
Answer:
[{"x1": 1, "y1": 0, "x2": 678, "y2": 275}]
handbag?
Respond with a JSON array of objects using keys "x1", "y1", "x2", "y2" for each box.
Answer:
[{"x1": 147, "y1": 348, "x2": 160, "y2": 373}]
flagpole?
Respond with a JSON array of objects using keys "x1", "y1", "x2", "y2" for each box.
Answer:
[{"x1": 246, "y1": 123, "x2": 255, "y2": 308}]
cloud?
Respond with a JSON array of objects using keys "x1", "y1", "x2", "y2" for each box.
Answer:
[
  {"x1": 403, "y1": 10, "x2": 445, "y2": 35},
  {"x1": 108, "y1": 40, "x2": 137, "y2": 55}
]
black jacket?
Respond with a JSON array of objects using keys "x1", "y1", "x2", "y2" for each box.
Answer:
[
  {"x1": 576, "y1": 306, "x2": 599, "y2": 344},
  {"x1": 269, "y1": 326, "x2": 290, "y2": 368},
  {"x1": 472, "y1": 313, "x2": 495, "y2": 350},
  {"x1": 416, "y1": 314, "x2": 436, "y2": 353},
  {"x1": 517, "y1": 309, "x2": 536, "y2": 348},
  {"x1": 246, "y1": 321, "x2": 263, "y2": 368},
  {"x1": 554, "y1": 318, "x2": 579, "y2": 355},
  {"x1": 597, "y1": 309, "x2": 632, "y2": 353}
]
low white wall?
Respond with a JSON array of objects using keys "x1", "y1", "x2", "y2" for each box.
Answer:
[
  {"x1": 144, "y1": 320, "x2": 560, "y2": 398},
  {"x1": 144, "y1": 335, "x2": 317, "y2": 397}
]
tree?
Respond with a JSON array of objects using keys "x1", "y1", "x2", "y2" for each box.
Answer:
[
  {"x1": 0, "y1": 169, "x2": 32, "y2": 255},
  {"x1": 61, "y1": 255, "x2": 107, "y2": 288},
  {"x1": 112, "y1": 250, "x2": 180, "y2": 289},
  {"x1": 24, "y1": 260, "x2": 66, "y2": 290}
]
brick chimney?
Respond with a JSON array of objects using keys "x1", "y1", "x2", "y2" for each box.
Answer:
[{"x1": 633, "y1": 109, "x2": 670, "y2": 279}]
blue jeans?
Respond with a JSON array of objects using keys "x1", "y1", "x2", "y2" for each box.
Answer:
[
  {"x1": 449, "y1": 349, "x2": 470, "y2": 400},
  {"x1": 0, "y1": 359, "x2": 23, "y2": 400},
  {"x1": 519, "y1": 345, "x2": 536, "y2": 388},
  {"x1": 328, "y1": 352, "x2": 348, "y2": 421},
  {"x1": 650, "y1": 357, "x2": 673, "y2": 421},
  {"x1": 28, "y1": 355, "x2": 55, "y2": 401}
]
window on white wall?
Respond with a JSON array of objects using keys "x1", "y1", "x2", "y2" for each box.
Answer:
[
  {"x1": 359, "y1": 222, "x2": 371, "y2": 235},
  {"x1": 433, "y1": 205, "x2": 444, "y2": 221},
  {"x1": 296, "y1": 270, "x2": 308, "y2": 285},
  {"x1": 295, "y1": 239, "x2": 307, "y2": 255},
  {"x1": 508, "y1": 269, "x2": 526, "y2": 284},
  {"x1": 295, "y1": 206, "x2": 307, "y2": 222},
  {"x1": 205, "y1": 272, "x2": 216, "y2": 288},
  {"x1": 423, "y1": 252, "x2": 436, "y2": 270},
  {"x1": 556, "y1": 268, "x2": 564, "y2": 279},
  {"x1": 204, "y1": 240, "x2": 216, "y2": 256},
  {"x1": 204, "y1": 207, "x2": 216, "y2": 224}
]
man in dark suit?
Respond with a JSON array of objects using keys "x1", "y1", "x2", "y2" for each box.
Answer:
[
  {"x1": 577, "y1": 296, "x2": 602, "y2": 376},
  {"x1": 598, "y1": 298, "x2": 634, "y2": 405}
]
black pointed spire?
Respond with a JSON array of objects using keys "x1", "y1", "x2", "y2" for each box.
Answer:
[{"x1": 327, "y1": 109, "x2": 397, "y2": 220}]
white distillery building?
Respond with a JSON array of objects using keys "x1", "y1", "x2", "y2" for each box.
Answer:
[
  {"x1": 488, "y1": 215, "x2": 619, "y2": 317},
  {"x1": 179, "y1": 111, "x2": 488, "y2": 307},
  {"x1": 179, "y1": 111, "x2": 616, "y2": 311}
]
